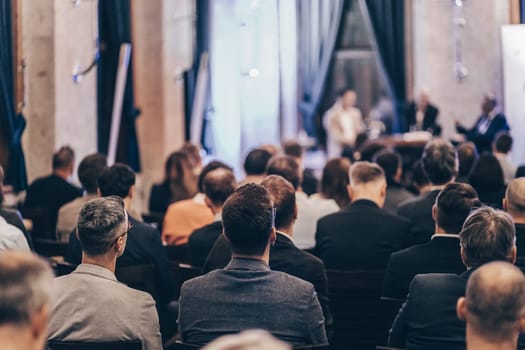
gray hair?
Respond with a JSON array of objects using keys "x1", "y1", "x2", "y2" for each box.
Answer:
[
  {"x1": 77, "y1": 196, "x2": 127, "y2": 256},
  {"x1": 0, "y1": 251, "x2": 54, "y2": 325},
  {"x1": 422, "y1": 139, "x2": 458, "y2": 185},
  {"x1": 505, "y1": 178, "x2": 525, "y2": 214}
]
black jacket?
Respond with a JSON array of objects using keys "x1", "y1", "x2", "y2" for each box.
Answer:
[
  {"x1": 397, "y1": 190, "x2": 441, "y2": 246},
  {"x1": 456, "y1": 112, "x2": 510, "y2": 153},
  {"x1": 188, "y1": 221, "x2": 223, "y2": 267},
  {"x1": 404, "y1": 102, "x2": 440, "y2": 135}
]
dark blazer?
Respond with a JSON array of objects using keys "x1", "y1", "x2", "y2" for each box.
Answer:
[
  {"x1": 384, "y1": 182, "x2": 415, "y2": 215},
  {"x1": 149, "y1": 181, "x2": 171, "y2": 215},
  {"x1": 315, "y1": 199, "x2": 409, "y2": 270},
  {"x1": 397, "y1": 190, "x2": 441, "y2": 246},
  {"x1": 188, "y1": 221, "x2": 223, "y2": 267},
  {"x1": 456, "y1": 113, "x2": 510, "y2": 153},
  {"x1": 382, "y1": 236, "x2": 466, "y2": 299},
  {"x1": 517, "y1": 224, "x2": 525, "y2": 256},
  {"x1": 179, "y1": 258, "x2": 328, "y2": 346},
  {"x1": 204, "y1": 233, "x2": 333, "y2": 337},
  {"x1": 404, "y1": 102, "x2": 440, "y2": 135},
  {"x1": 0, "y1": 208, "x2": 33, "y2": 249},
  {"x1": 66, "y1": 215, "x2": 175, "y2": 307}
]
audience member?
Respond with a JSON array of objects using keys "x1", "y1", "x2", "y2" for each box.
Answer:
[
  {"x1": 23, "y1": 146, "x2": 82, "y2": 239},
  {"x1": 389, "y1": 207, "x2": 517, "y2": 350},
  {"x1": 49, "y1": 197, "x2": 162, "y2": 349},
  {"x1": 282, "y1": 140, "x2": 318, "y2": 195},
  {"x1": 149, "y1": 151, "x2": 198, "y2": 216},
  {"x1": 468, "y1": 153, "x2": 506, "y2": 209},
  {"x1": 0, "y1": 215, "x2": 30, "y2": 252},
  {"x1": 188, "y1": 168, "x2": 236, "y2": 267},
  {"x1": 162, "y1": 161, "x2": 232, "y2": 246},
  {"x1": 375, "y1": 150, "x2": 414, "y2": 214},
  {"x1": 56, "y1": 153, "x2": 107, "y2": 241},
  {"x1": 404, "y1": 90, "x2": 441, "y2": 135},
  {"x1": 493, "y1": 132, "x2": 516, "y2": 184},
  {"x1": 503, "y1": 178, "x2": 525, "y2": 259},
  {"x1": 398, "y1": 139, "x2": 457, "y2": 245},
  {"x1": 383, "y1": 183, "x2": 480, "y2": 299},
  {"x1": 0, "y1": 251, "x2": 54, "y2": 350},
  {"x1": 203, "y1": 175, "x2": 333, "y2": 337},
  {"x1": 456, "y1": 142, "x2": 478, "y2": 183},
  {"x1": 407, "y1": 159, "x2": 431, "y2": 195},
  {"x1": 179, "y1": 184, "x2": 328, "y2": 346},
  {"x1": 517, "y1": 165, "x2": 525, "y2": 178},
  {"x1": 202, "y1": 330, "x2": 291, "y2": 350},
  {"x1": 180, "y1": 141, "x2": 204, "y2": 175},
  {"x1": 457, "y1": 262, "x2": 525, "y2": 350},
  {"x1": 240, "y1": 148, "x2": 273, "y2": 185},
  {"x1": 456, "y1": 93, "x2": 510, "y2": 153},
  {"x1": 311, "y1": 157, "x2": 350, "y2": 208},
  {"x1": 315, "y1": 162, "x2": 409, "y2": 269}
]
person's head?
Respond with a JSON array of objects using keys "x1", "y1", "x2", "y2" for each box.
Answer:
[
  {"x1": 481, "y1": 93, "x2": 497, "y2": 115},
  {"x1": 197, "y1": 161, "x2": 233, "y2": 193},
  {"x1": 77, "y1": 196, "x2": 129, "y2": 259},
  {"x1": 243, "y1": 148, "x2": 273, "y2": 176},
  {"x1": 432, "y1": 183, "x2": 481, "y2": 234},
  {"x1": 52, "y1": 146, "x2": 75, "y2": 175},
  {"x1": 457, "y1": 262, "x2": 525, "y2": 346},
  {"x1": 0, "y1": 251, "x2": 54, "y2": 350},
  {"x1": 417, "y1": 89, "x2": 430, "y2": 107},
  {"x1": 265, "y1": 155, "x2": 302, "y2": 191},
  {"x1": 77, "y1": 153, "x2": 107, "y2": 194},
  {"x1": 282, "y1": 140, "x2": 303, "y2": 160},
  {"x1": 164, "y1": 151, "x2": 197, "y2": 201},
  {"x1": 410, "y1": 159, "x2": 431, "y2": 194},
  {"x1": 374, "y1": 149, "x2": 402, "y2": 184},
  {"x1": 459, "y1": 207, "x2": 516, "y2": 269},
  {"x1": 97, "y1": 163, "x2": 135, "y2": 199},
  {"x1": 503, "y1": 178, "x2": 525, "y2": 222},
  {"x1": 468, "y1": 153, "x2": 505, "y2": 190},
  {"x1": 457, "y1": 142, "x2": 479, "y2": 179},
  {"x1": 494, "y1": 132, "x2": 513, "y2": 155},
  {"x1": 348, "y1": 161, "x2": 387, "y2": 208},
  {"x1": 203, "y1": 168, "x2": 237, "y2": 211},
  {"x1": 202, "y1": 330, "x2": 291, "y2": 350},
  {"x1": 222, "y1": 184, "x2": 276, "y2": 257},
  {"x1": 321, "y1": 158, "x2": 351, "y2": 208},
  {"x1": 261, "y1": 175, "x2": 296, "y2": 231},
  {"x1": 180, "y1": 142, "x2": 203, "y2": 170},
  {"x1": 341, "y1": 89, "x2": 357, "y2": 109},
  {"x1": 422, "y1": 139, "x2": 458, "y2": 185}
]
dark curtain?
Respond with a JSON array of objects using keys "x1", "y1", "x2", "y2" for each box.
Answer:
[
  {"x1": 521, "y1": 0, "x2": 525, "y2": 23},
  {"x1": 98, "y1": 0, "x2": 141, "y2": 171},
  {"x1": 297, "y1": 0, "x2": 345, "y2": 136},
  {"x1": 364, "y1": 0, "x2": 406, "y2": 133},
  {"x1": 0, "y1": 0, "x2": 27, "y2": 191}
]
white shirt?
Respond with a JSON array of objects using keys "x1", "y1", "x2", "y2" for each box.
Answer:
[
  {"x1": 324, "y1": 103, "x2": 365, "y2": 158},
  {"x1": 0, "y1": 216, "x2": 30, "y2": 252}
]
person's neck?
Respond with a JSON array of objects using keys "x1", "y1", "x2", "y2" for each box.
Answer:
[
  {"x1": 466, "y1": 328, "x2": 518, "y2": 350},
  {"x1": 231, "y1": 245, "x2": 270, "y2": 265},
  {"x1": 123, "y1": 196, "x2": 133, "y2": 211},
  {"x1": 351, "y1": 196, "x2": 381, "y2": 207},
  {"x1": 276, "y1": 225, "x2": 293, "y2": 238},
  {"x1": 210, "y1": 206, "x2": 222, "y2": 216},
  {"x1": 0, "y1": 326, "x2": 37, "y2": 350},
  {"x1": 429, "y1": 184, "x2": 447, "y2": 192},
  {"x1": 511, "y1": 214, "x2": 525, "y2": 225},
  {"x1": 82, "y1": 253, "x2": 117, "y2": 273},
  {"x1": 53, "y1": 169, "x2": 70, "y2": 181}
]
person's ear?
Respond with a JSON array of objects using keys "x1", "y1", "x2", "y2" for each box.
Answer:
[
  {"x1": 270, "y1": 227, "x2": 277, "y2": 246},
  {"x1": 519, "y1": 315, "x2": 525, "y2": 333},
  {"x1": 511, "y1": 245, "x2": 517, "y2": 265},
  {"x1": 204, "y1": 195, "x2": 212, "y2": 210},
  {"x1": 30, "y1": 304, "x2": 49, "y2": 344},
  {"x1": 503, "y1": 198, "x2": 508, "y2": 212},
  {"x1": 293, "y1": 204, "x2": 298, "y2": 221},
  {"x1": 76, "y1": 229, "x2": 80, "y2": 241},
  {"x1": 456, "y1": 297, "x2": 467, "y2": 321},
  {"x1": 347, "y1": 185, "x2": 354, "y2": 201},
  {"x1": 97, "y1": 188, "x2": 102, "y2": 197},
  {"x1": 380, "y1": 183, "x2": 387, "y2": 198},
  {"x1": 128, "y1": 184, "x2": 135, "y2": 200},
  {"x1": 460, "y1": 247, "x2": 468, "y2": 268},
  {"x1": 432, "y1": 204, "x2": 437, "y2": 222}
]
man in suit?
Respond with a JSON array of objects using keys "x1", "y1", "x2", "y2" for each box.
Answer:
[
  {"x1": 49, "y1": 197, "x2": 162, "y2": 349},
  {"x1": 188, "y1": 168, "x2": 236, "y2": 267},
  {"x1": 203, "y1": 175, "x2": 333, "y2": 337},
  {"x1": 0, "y1": 251, "x2": 54, "y2": 350},
  {"x1": 398, "y1": 139, "x2": 458, "y2": 245},
  {"x1": 389, "y1": 207, "x2": 517, "y2": 350},
  {"x1": 179, "y1": 183, "x2": 328, "y2": 346},
  {"x1": 503, "y1": 178, "x2": 525, "y2": 259},
  {"x1": 23, "y1": 146, "x2": 83, "y2": 239},
  {"x1": 282, "y1": 140, "x2": 318, "y2": 196},
  {"x1": 404, "y1": 90, "x2": 441, "y2": 135},
  {"x1": 383, "y1": 182, "x2": 480, "y2": 299},
  {"x1": 456, "y1": 94, "x2": 510, "y2": 154},
  {"x1": 315, "y1": 161, "x2": 409, "y2": 270},
  {"x1": 457, "y1": 262, "x2": 525, "y2": 350},
  {"x1": 240, "y1": 148, "x2": 273, "y2": 185}
]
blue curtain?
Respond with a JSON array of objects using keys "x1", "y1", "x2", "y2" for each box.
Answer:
[
  {"x1": 0, "y1": 0, "x2": 27, "y2": 191},
  {"x1": 97, "y1": 0, "x2": 141, "y2": 171},
  {"x1": 521, "y1": 0, "x2": 525, "y2": 23}
]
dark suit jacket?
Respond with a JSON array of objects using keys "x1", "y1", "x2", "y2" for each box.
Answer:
[
  {"x1": 204, "y1": 232, "x2": 333, "y2": 338},
  {"x1": 397, "y1": 190, "x2": 441, "y2": 246},
  {"x1": 66, "y1": 215, "x2": 175, "y2": 307},
  {"x1": 404, "y1": 102, "x2": 440, "y2": 135},
  {"x1": 23, "y1": 174, "x2": 82, "y2": 239},
  {"x1": 382, "y1": 236, "x2": 466, "y2": 299},
  {"x1": 384, "y1": 182, "x2": 415, "y2": 215},
  {"x1": 179, "y1": 258, "x2": 328, "y2": 346},
  {"x1": 315, "y1": 199, "x2": 409, "y2": 270},
  {"x1": 456, "y1": 113, "x2": 510, "y2": 153},
  {"x1": 188, "y1": 221, "x2": 223, "y2": 267},
  {"x1": 149, "y1": 181, "x2": 172, "y2": 215},
  {"x1": 0, "y1": 208, "x2": 33, "y2": 249}
]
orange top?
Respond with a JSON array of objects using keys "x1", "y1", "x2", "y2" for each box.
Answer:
[{"x1": 162, "y1": 194, "x2": 214, "y2": 246}]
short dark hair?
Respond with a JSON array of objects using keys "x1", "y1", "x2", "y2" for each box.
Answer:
[
  {"x1": 459, "y1": 207, "x2": 516, "y2": 268},
  {"x1": 457, "y1": 142, "x2": 478, "y2": 178},
  {"x1": 52, "y1": 146, "x2": 75, "y2": 170},
  {"x1": 321, "y1": 158, "x2": 351, "y2": 208},
  {"x1": 78, "y1": 153, "x2": 107, "y2": 194},
  {"x1": 197, "y1": 160, "x2": 233, "y2": 193},
  {"x1": 282, "y1": 140, "x2": 303, "y2": 159},
  {"x1": 494, "y1": 132, "x2": 513, "y2": 154},
  {"x1": 422, "y1": 139, "x2": 457, "y2": 185},
  {"x1": 266, "y1": 155, "x2": 301, "y2": 190},
  {"x1": 222, "y1": 184, "x2": 273, "y2": 256},
  {"x1": 97, "y1": 163, "x2": 135, "y2": 198},
  {"x1": 261, "y1": 175, "x2": 296, "y2": 229},
  {"x1": 203, "y1": 168, "x2": 237, "y2": 206},
  {"x1": 468, "y1": 153, "x2": 505, "y2": 190},
  {"x1": 77, "y1": 196, "x2": 127, "y2": 256},
  {"x1": 374, "y1": 150, "x2": 401, "y2": 183},
  {"x1": 435, "y1": 183, "x2": 481, "y2": 234},
  {"x1": 244, "y1": 149, "x2": 273, "y2": 176},
  {"x1": 410, "y1": 159, "x2": 430, "y2": 190}
]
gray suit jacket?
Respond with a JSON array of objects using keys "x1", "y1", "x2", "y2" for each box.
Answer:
[
  {"x1": 179, "y1": 258, "x2": 328, "y2": 346},
  {"x1": 48, "y1": 264, "x2": 162, "y2": 350}
]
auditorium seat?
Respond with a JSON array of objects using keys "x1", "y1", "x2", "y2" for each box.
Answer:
[
  {"x1": 47, "y1": 340, "x2": 141, "y2": 350},
  {"x1": 34, "y1": 239, "x2": 68, "y2": 259},
  {"x1": 170, "y1": 262, "x2": 202, "y2": 300},
  {"x1": 115, "y1": 264, "x2": 159, "y2": 301},
  {"x1": 165, "y1": 244, "x2": 190, "y2": 263}
]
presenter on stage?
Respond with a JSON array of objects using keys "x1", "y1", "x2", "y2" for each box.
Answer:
[{"x1": 404, "y1": 90, "x2": 441, "y2": 135}]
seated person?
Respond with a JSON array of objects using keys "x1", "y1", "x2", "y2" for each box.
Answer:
[
  {"x1": 503, "y1": 178, "x2": 525, "y2": 259},
  {"x1": 404, "y1": 90, "x2": 441, "y2": 135},
  {"x1": 282, "y1": 140, "x2": 318, "y2": 196},
  {"x1": 202, "y1": 330, "x2": 290, "y2": 350},
  {"x1": 456, "y1": 142, "x2": 478, "y2": 183},
  {"x1": 179, "y1": 184, "x2": 328, "y2": 346},
  {"x1": 239, "y1": 148, "x2": 272, "y2": 185},
  {"x1": 493, "y1": 132, "x2": 517, "y2": 185},
  {"x1": 49, "y1": 197, "x2": 162, "y2": 350},
  {"x1": 468, "y1": 153, "x2": 506, "y2": 209}
]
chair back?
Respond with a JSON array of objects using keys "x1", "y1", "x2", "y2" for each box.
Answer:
[
  {"x1": 47, "y1": 340, "x2": 141, "y2": 350},
  {"x1": 164, "y1": 340, "x2": 201, "y2": 350},
  {"x1": 165, "y1": 244, "x2": 190, "y2": 264},
  {"x1": 53, "y1": 261, "x2": 77, "y2": 276},
  {"x1": 170, "y1": 262, "x2": 202, "y2": 300},
  {"x1": 115, "y1": 264, "x2": 158, "y2": 301},
  {"x1": 34, "y1": 239, "x2": 68, "y2": 258}
]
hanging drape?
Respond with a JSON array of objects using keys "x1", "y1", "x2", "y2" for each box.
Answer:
[
  {"x1": 521, "y1": 0, "x2": 525, "y2": 23},
  {"x1": 0, "y1": 0, "x2": 27, "y2": 191},
  {"x1": 297, "y1": 0, "x2": 344, "y2": 136},
  {"x1": 97, "y1": 0, "x2": 141, "y2": 171},
  {"x1": 364, "y1": 0, "x2": 406, "y2": 132}
]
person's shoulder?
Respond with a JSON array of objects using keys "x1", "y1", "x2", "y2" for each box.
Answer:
[
  {"x1": 272, "y1": 269, "x2": 316, "y2": 291},
  {"x1": 398, "y1": 194, "x2": 423, "y2": 210},
  {"x1": 412, "y1": 272, "x2": 460, "y2": 288}
]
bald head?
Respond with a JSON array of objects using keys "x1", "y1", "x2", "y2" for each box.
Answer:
[
  {"x1": 458, "y1": 262, "x2": 525, "y2": 343},
  {"x1": 202, "y1": 168, "x2": 237, "y2": 208},
  {"x1": 504, "y1": 178, "x2": 525, "y2": 222},
  {"x1": 349, "y1": 162, "x2": 387, "y2": 207},
  {"x1": 261, "y1": 175, "x2": 296, "y2": 230}
]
